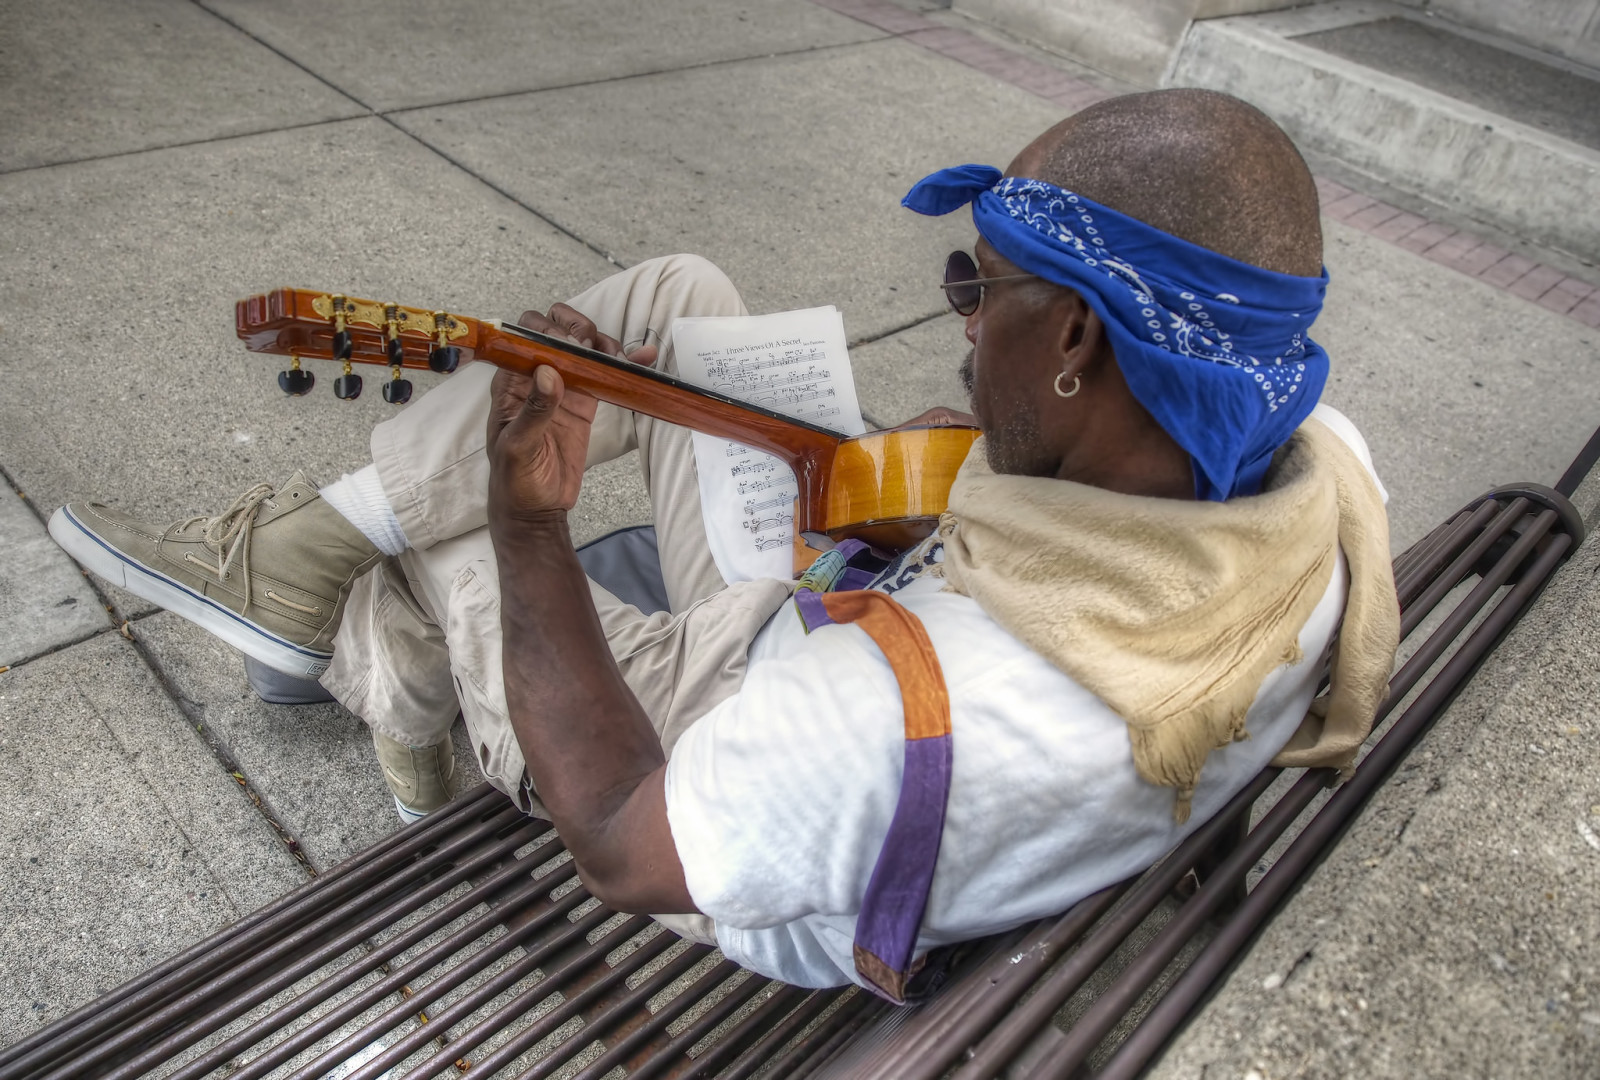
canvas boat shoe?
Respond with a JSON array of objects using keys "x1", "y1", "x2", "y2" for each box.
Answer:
[
  {"x1": 49, "y1": 473, "x2": 382, "y2": 679},
  {"x1": 372, "y1": 730, "x2": 458, "y2": 824}
]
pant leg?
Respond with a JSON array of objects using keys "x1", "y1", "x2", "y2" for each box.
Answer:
[
  {"x1": 328, "y1": 252, "x2": 790, "y2": 757},
  {"x1": 417, "y1": 535, "x2": 782, "y2": 945},
  {"x1": 372, "y1": 251, "x2": 747, "y2": 612},
  {"x1": 322, "y1": 558, "x2": 460, "y2": 749},
  {"x1": 383, "y1": 525, "x2": 789, "y2": 811},
  {"x1": 330, "y1": 255, "x2": 752, "y2": 745}
]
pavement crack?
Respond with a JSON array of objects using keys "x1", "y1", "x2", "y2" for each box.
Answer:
[
  {"x1": 72, "y1": 683, "x2": 250, "y2": 920},
  {"x1": 848, "y1": 307, "x2": 951, "y2": 347},
  {"x1": 136, "y1": 649, "x2": 319, "y2": 881},
  {"x1": 6, "y1": 456, "x2": 324, "y2": 885},
  {"x1": 0, "y1": 116, "x2": 367, "y2": 178},
  {"x1": 1282, "y1": 947, "x2": 1315, "y2": 987},
  {"x1": 375, "y1": 117, "x2": 627, "y2": 269},
  {"x1": 380, "y1": 37, "x2": 888, "y2": 117},
  {"x1": 0, "y1": 625, "x2": 124, "y2": 672},
  {"x1": 187, "y1": 0, "x2": 887, "y2": 275},
  {"x1": 188, "y1": 0, "x2": 376, "y2": 113}
]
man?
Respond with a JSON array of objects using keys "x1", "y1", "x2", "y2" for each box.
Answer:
[{"x1": 50, "y1": 89, "x2": 1398, "y2": 996}]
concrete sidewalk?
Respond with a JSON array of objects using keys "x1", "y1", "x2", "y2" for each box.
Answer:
[{"x1": 1, "y1": 0, "x2": 1597, "y2": 1070}]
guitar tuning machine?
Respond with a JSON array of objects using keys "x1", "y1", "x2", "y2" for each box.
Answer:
[
  {"x1": 334, "y1": 358, "x2": 363, "y2": 400},
  {"x1": 329, "y1": 294, "x2": 362, "y2": 399},
  {"x1": 329, "y1": 293, "x2": 353, "y2": 369},
  {"x1": 381, "y1": 303, "x2": 413, "y2": 405},
  {"x1": 382, "y1": 367, "x2": 413, "y2": 404},
  {"x1": 277, "y1": 354, "x2": 314, "y2": 396},
  {"x1": 429, "y1": 311, "x2": 460, "y2": 374}
]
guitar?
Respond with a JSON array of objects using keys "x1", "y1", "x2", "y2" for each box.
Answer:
[{"x1": 235, "y1": 288, "x2": 980, "y2": 570}]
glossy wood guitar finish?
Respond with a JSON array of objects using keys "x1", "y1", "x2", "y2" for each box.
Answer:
[{"x1": 236, "y1": 288, "x2": 979, "y2": 561}]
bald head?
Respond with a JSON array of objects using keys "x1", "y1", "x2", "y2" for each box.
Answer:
[{"x1": 1009, "y1": 89, "x2": 1322, "y2": 277}]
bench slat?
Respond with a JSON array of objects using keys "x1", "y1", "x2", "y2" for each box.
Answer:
[{"x1": 1, "y1": 484, "x2": 1581, "y2": 1080}]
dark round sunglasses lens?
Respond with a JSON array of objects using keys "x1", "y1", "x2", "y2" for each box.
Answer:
[{"x1": 943, "y1": 251, "x2": 980, "y2": 316}]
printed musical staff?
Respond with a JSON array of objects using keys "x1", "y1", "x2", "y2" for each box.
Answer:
[
  {"x1": 737, "y1": 475, "x2": 791, "y2": 495},
  {"x1": 743, "y1": 494, "x2": 790, "y2": 515},
  {"x1": 745, "y1": 513, "x2": 794, "y2": 533},
  {"x1": 729, "y1": 459, "x2": 777, "y2": 477},
  {"x1": 673, "y1": 307, "x2": 865, "y2": 582}
]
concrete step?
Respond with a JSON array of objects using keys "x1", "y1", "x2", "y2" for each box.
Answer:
[{"x1": 1168, "y1": 0, "x2": 1600, "y2": 267}]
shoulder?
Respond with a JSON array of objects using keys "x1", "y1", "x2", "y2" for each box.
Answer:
[{"x1": 1309, "y1": 403, "x2": 1387, "y2": 503}]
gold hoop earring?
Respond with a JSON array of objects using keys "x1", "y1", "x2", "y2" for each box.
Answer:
[{"x1": 1054, "y1": 372, "x2": 1081, "y2": 398}]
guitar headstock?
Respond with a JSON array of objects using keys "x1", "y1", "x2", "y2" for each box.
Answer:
[{"x1": 236, "y1": 288, "x2": 487, "y2": 403}]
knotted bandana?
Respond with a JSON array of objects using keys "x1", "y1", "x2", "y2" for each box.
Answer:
[{"x1": 904, "y1": 164, "x2": 1330, "y2": 501}]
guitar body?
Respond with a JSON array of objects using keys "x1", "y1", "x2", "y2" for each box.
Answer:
[
  {"x1": 236, "y1": 288, "x2": 979, "y2": 569},
  {"x1": 821, "y1": 426, "x2": 977, "y2": 550}
]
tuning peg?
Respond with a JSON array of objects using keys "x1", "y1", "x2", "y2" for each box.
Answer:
[
  {"x1": 428, "y1": 344, "x2": 460, "y2": 374},
  {"x1": 332, "y1": 329, "x2": 353, "y2": 362},
  {"x1": 429, "y1": 311, "x2": 460, "y2": 373},
  {"x1": 278, "y1": 355, "x2": 314, "y2": 396},
  {"x1": 333, "y1": 359, "x2": 362, "y2": 400},
  {"x1": 382, "y1": 366, "x2": 413, "y2": 404}
]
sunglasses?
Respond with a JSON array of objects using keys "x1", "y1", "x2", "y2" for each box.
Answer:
[{"x1": 940, "y1": 250, "x2": 1038, "y2": 316}]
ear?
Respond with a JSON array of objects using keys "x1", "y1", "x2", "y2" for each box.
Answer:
[{"x1": 1053, "y1": 291, "x2": 1110, "y2": 380}]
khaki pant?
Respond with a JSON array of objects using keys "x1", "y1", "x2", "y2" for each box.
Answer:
[{"x1": 320, "y1": 256, "x2": 794, "y2": 938}]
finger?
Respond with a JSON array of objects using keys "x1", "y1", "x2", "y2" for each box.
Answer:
[
  {"x1": 517, "y1": 309, "x2": 558, "y2": 332},
  {"x1": 547, "y1": 303, "x2": 600, "y2": 351},
  {"x1": 556, "y1": 386, "x2": 599, "y2": 423},
  {"x1": 622, "y1": 342, "x2": 660, "y2": 367},
  {"x1": 488, "y1": 368, "x2": 536, "y2": 442},
  {"x1": 506, "y1": 365, "x2": 563, "y2": 441}
]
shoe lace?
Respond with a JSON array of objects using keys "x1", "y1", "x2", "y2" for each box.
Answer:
[{"x1": 180, "y1": 482, "x2": 277, "y2": 614}]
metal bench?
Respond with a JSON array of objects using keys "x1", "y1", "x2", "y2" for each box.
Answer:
[{"x1": 3, "y1": 457, "x2": 1590, "y2": 1080}]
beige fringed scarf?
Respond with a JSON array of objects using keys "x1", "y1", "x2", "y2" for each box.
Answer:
[{"x1": 937, "y1": 418, "x2": 1400, "y2": 822}]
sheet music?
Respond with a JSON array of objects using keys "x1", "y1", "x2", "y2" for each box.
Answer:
[{"x1": 671, "y1": 307, "x2": 864, "y2": 583}]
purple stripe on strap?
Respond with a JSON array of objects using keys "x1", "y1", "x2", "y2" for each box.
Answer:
[
  {"x1": 833, "y1": 538, "x2": 870, "y2": 562},
  {"x1": 837, "y1": 566, "x2": 878, "y2": 593},
  {"x1": 852, "y1": 731, "x2": 953, "y2": 1001},
  {"x1": 793, "y1": 589, "x2": 834, "y2": 632}
]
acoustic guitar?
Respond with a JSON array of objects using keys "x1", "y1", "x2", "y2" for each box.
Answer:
[{"x1": 235, "y1": 288, "x2": 979, "y2": 570}]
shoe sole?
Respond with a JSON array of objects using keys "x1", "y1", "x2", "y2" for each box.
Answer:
[
  {"x1": 394, "y1": 795, "x2": 429, "y2": 826},
  {"x1": 49, "y1": 505, "x2": 333, "y2": 679}
]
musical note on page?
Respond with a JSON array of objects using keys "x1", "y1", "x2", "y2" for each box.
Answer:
[{"x1": 672, "y1": 306, "x2": 864, "y2": 583}]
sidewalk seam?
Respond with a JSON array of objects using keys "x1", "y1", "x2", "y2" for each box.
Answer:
[
  {"x1": 848, "y1": 306, "x2": 949, "y2": 348},
  {"x1": 379, "y1": 37, "x2": 892, "y2": 118},
  {"x1": 183, "y1": 0, "x2": 888, "y2": 272},
  {"x1": 0, "y1": 116, "x2": 366, "y2": 179},
  {"x1": 72, "y1": 682, "x2": 250, "y2": 921},
  {"x1": 188, "y1": 0, "x2": 376, "y2": 111},
  {"x1": 804, "y1": 0, "x2": 1600, "y2": 328},
  {"x1": 184, "y1": 0, "x2": 625, "y2": 269},
  {"x1": 0, "y1": 463, "x2": 318, "y2": 881}
]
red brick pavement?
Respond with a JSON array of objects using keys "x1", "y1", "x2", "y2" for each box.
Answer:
[{"x1": 806, "y1": 0, "x2": 1599, "y2": 327}]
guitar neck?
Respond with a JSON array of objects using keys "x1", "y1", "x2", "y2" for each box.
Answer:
[
  {"x1": 236, "y1": 288, "x2": 974, "y2": 553},
  {"x1": 233, "y1": 288, "x2": 844, "y2": 475},
  {"x1": 479, "y1": 322, "x2": 843, "y2": 472}
]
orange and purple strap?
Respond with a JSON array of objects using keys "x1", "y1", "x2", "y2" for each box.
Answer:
[{"x1": 794, "y1": 560, "x2": 952, "y2": 1004}]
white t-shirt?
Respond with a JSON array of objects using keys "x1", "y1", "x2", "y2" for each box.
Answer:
[{"x1": 663, "y1": 405, "x2": 1384, "y2": 989}]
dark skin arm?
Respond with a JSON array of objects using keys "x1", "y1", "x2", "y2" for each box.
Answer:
[
  {"x1": 488, "y1": 308, "x2": 694, "y2": 915},
  {"x1": 487, "y1": 309, "x2": 974, "y2": 913}
]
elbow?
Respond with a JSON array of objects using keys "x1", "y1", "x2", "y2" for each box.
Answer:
[
  {"x1": 572, "y1": 860, "x2": 665, "y2": 915},
  {"x1": 573, "y1": 858, "x2": 633, "y2": 911}
]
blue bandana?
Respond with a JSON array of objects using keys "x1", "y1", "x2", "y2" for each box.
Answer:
[{"x1": 904, "y1": 164, "x2": 1330, "y2": 501}]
